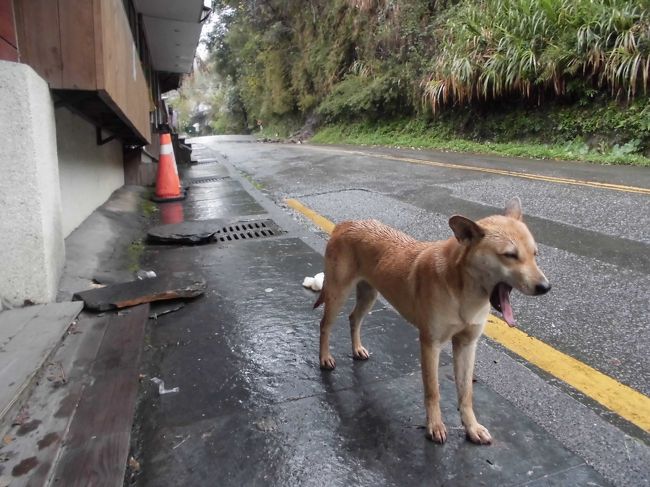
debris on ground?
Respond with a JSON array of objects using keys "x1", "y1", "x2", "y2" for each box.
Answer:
[
  {"x1": 149, "y1": 302, "x2": 186, "y2": 320},
  {"x1": 172, "y1": 435, "x2": 190, "y2": 450},
  {"x1": 11, "y1": 407, "x2": 30, "y2": 426},
  {"x1": 136, "y1": 269, "x2": 157, "y2": 280},
  {"x1": 67, "y1": 319, "x2": 82, "y2": 334},
  {"x1": 254, "y1": 417, "x2": 278, "y2": 432},
  {"x1": 150, "y1": 377, "x2": 179, "y2": 395},
  {"x1": 302, "y1": 272, "x2": 324, "y2": 291},
  {"x1": 128, "y1": 456, "x2": 141, "y2": 472},
  {"x1": 73, "y1": 272, "x2": 206, "y2": 311},
  {"x1": 45, "y1": 362, "x2": 67, "y2": 385},
  {"x1": 147, "y1": 220, "x2": 222, "y2": 244}
]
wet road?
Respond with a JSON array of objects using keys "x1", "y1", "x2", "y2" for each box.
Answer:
[
  {"x1": 206, "y1": 138, "x2": 650, "y2": 396},
  {"x1": 133, "y1": 136, "x2": 650, "y2": 487}
]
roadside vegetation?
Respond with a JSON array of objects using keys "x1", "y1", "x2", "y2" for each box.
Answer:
[{"x1": 179, "y1": 0, "x2": 650, "y2": 166}]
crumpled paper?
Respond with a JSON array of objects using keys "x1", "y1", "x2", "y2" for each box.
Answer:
[{"x1": 302, "y1": 272, "x2": 324, "y2": 292}]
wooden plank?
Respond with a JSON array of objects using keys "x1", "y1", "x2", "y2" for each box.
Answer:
[
  {"x1": 0, "y1": 313, "x2": 109, "y2": 487},
  {"x1": 58, "y1": 0, "x2": 96, "y2": 89},
  {"x1": 13, "y1": 0, "x2": 63, "y2": 87},
  {"x1": 51, "y1": 304, "x2": 148, "y2": 487},
  {"x1": 0, "y1": 302, "x2": 83, "y2": 426},
  {"x1": 0, "y1": 0, "x2": 16, "y2": 47},
  {"x1": 73, "y1": 272, "x2": 206, "y2": 311}
]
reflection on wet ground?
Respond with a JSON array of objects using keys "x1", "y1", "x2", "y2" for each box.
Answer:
[{"x1": 136, "y1": 157, "x2": 607, "y2": 486}]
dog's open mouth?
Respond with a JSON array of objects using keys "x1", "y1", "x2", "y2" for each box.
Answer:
[{"x1": 490, "y1": 283, "x2": 516, "y2": 327}]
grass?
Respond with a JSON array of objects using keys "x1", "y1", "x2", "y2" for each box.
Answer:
[
  {"x1": 311, "y1": 121, "x2": 650, "y2": 167},
  {"x1": 257, "y1": 115, "x2": 304, "y2": 139},
  {"x1": 240, "y1": 171, "x2": 265, "y2": 190},
  {"x1": 127, "y1": 239, "x2": 145, "y2": 273},
  {"x1": 140, "y1": 198, "x2": 158, "y2": 217}
]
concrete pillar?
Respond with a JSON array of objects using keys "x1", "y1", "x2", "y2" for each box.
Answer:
[{"x1": 0, "y1": 61, "x2": 64, "y2": 306}]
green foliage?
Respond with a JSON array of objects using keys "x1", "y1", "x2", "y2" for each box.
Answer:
[
  {"x1": 317, "y1": 71, "x2": 410, "y2": 121},
  {"x1": 208, "y1": 0, "x2": 439, "y2": 124},
  {"x1": 312, "y1": 97, "x2": 650, "y2": 166},
  {"x1": 127, "y1": 239, "x2": 145, "y2": 273},
  {"x1": 424, "y1": 0, "x2": 650, "y2": 111},
  {"x1": 313, "y1": 121, "x2": 650, "y2": 166},
  {"x1": 170, "y1": 59, "x2": 248, "y2": 135},
  {"x1": 196, "y1": 0, "x2": 650, "y2": 158}
]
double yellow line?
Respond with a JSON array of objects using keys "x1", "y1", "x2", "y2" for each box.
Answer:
[
  {"x1": 286, "y1": 198, "x2": 650, "y2": 432},
  {"x1": 308, "y1": 147, "x2": 650, "y2": 195}
]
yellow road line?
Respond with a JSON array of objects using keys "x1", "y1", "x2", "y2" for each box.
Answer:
[
  {"x1": 286, "y1": 199, "x2": 336, "y2": 234},
  {"x1": 287, "y1": 197, "x2": 650, "y2": 432},
  {"x1": 308, "y1": 146, "x2": 650, "y2": 195}
]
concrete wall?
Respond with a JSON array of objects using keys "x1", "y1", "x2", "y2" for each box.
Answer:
[
  {"x1": 56, "y1": 107, "x2": 124, "y2": 237},
  {"x1": 0, "y1": 61, "x2": 64, "y2": 306}
]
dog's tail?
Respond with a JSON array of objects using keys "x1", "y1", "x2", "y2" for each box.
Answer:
[{"x1": 313, "y1": 289, "x2": 325, "y2": 309}]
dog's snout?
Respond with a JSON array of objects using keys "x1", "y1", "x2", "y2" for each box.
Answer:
[{"x1": 534, "y1": 282, "x2": 551, "y2": 295}]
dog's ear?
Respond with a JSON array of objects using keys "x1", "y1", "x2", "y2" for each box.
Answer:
[
  {"x1": 449, "y1": 216, "x2": 485, "y2": 244},
  {"x1": 504, "y1": 197, "x2": 523, "y2": 220}
]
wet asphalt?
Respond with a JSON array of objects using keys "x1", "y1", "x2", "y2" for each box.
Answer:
[{"x1": 133, "y1": 136, "x2": 649, "y2": 487}]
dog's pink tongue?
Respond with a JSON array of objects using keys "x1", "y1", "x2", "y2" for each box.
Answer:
[{"x1": 499, "y1": 285, "x2": 516, "y2": 327}]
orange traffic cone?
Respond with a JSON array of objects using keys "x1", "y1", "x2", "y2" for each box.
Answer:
[{"x1": 153, "y1": 133, "x2": 185, "y2": 202}]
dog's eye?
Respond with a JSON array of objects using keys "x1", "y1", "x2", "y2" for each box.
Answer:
[{"x1": 503, "y1": 252, "x2": 518, "y2": 260}]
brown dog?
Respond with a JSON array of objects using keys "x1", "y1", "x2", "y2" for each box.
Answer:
[{"x1": 314, "y1": 197, "x2": 550, "y2": 444}]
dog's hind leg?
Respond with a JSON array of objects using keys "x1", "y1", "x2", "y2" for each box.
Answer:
[
  {"x1": 319, "y1": 281, "x2": 354, "y2": 370},
  {"x1": 349, "y1": 281, "x2": 377, "y2": 360}
]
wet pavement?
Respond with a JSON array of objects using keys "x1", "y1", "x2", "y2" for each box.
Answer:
[
  {"x1": 129, "y1": 141, "x2": 637, "y2": 486},
  {"x1": 202, "y1": 138, "x2": 650, "y2": 399}
]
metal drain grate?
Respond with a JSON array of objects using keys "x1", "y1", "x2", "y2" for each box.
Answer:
[
  {"x1": 215, "y1": 220, "x2": 280, "y2": 242},
  {"x1": 188, "y1": 176, "x2": 229, "y2": 184}
]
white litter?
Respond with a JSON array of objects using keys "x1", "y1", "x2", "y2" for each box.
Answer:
[
  {"x1": 302, "y1": 272, "x2": 324, "y2": 292},
  {"x1": 150, "y1": 377, "x2": 179, "y2": 395},
  {"x1": 136, "y1": 269, "x2": 157, "y2": 280}
]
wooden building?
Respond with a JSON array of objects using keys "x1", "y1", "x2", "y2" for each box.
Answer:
[
  {"x1": 0, "y1": 0, "x2": 207, "y2": 306},
  {"x1": 4, "y1": 0, "x2": 207, "y2": 145}
]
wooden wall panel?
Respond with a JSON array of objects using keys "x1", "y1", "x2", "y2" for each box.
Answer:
[
  {"x1": 59, "y1": 0, "x2": 96, "y2": 89},
  {"x1": 13, "y1": 0, "x2": 151, "y2": 143},
  {"x1": 0, "y1": 36, "x2": 17, "y2": 61},
  {"x1": 96, "y1": 0, "x2": 150, "y2": 143},
  {"x1": 13, "y1": 0, "x2": 63, "y2": 87},
  {"x1": 0, "y1": 0, "x2": 16, "y2": 47}
]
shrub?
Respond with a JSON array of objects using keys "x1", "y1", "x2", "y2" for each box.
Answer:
[{"x1": 423, "y1": 0, "x2": 650, "y2": 112}]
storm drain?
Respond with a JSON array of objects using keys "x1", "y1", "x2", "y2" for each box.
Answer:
[
  {"x1": 187, "y1": 176, "x2": 229, "y2": 184},
  {"x1": 215, "y1": 220, "x2": 281, "y2": 242}
]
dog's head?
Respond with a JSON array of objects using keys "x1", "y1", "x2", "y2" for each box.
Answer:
[{"x1": 449, "y1": 197, "x2": 550, "y2": 327}]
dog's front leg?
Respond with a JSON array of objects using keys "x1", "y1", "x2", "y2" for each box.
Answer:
[
  {"x1": 452, "y1": 331, "x2": 492, "y2": 444},
  {"x1": 419, "y1": 332, "x2": 446, "y2": 443}
]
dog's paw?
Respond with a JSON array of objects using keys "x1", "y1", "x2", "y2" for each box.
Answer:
[
  {"x1": 320, "y1": 355, "x2": 336, "y2": 370},
  {"x1": 352, "y1": 346, "x2": 370, "y2": 360},
  {"x1": 465, "y1": 423, "x2": 492, "y2": 445},
  {"x1": 425, "y1": 421, "x2": 447, "y2": 444}
]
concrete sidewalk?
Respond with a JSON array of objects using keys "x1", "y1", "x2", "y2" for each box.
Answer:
[{"x1": 131, "y1": 146, "x2": 607, "y2": 486}]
